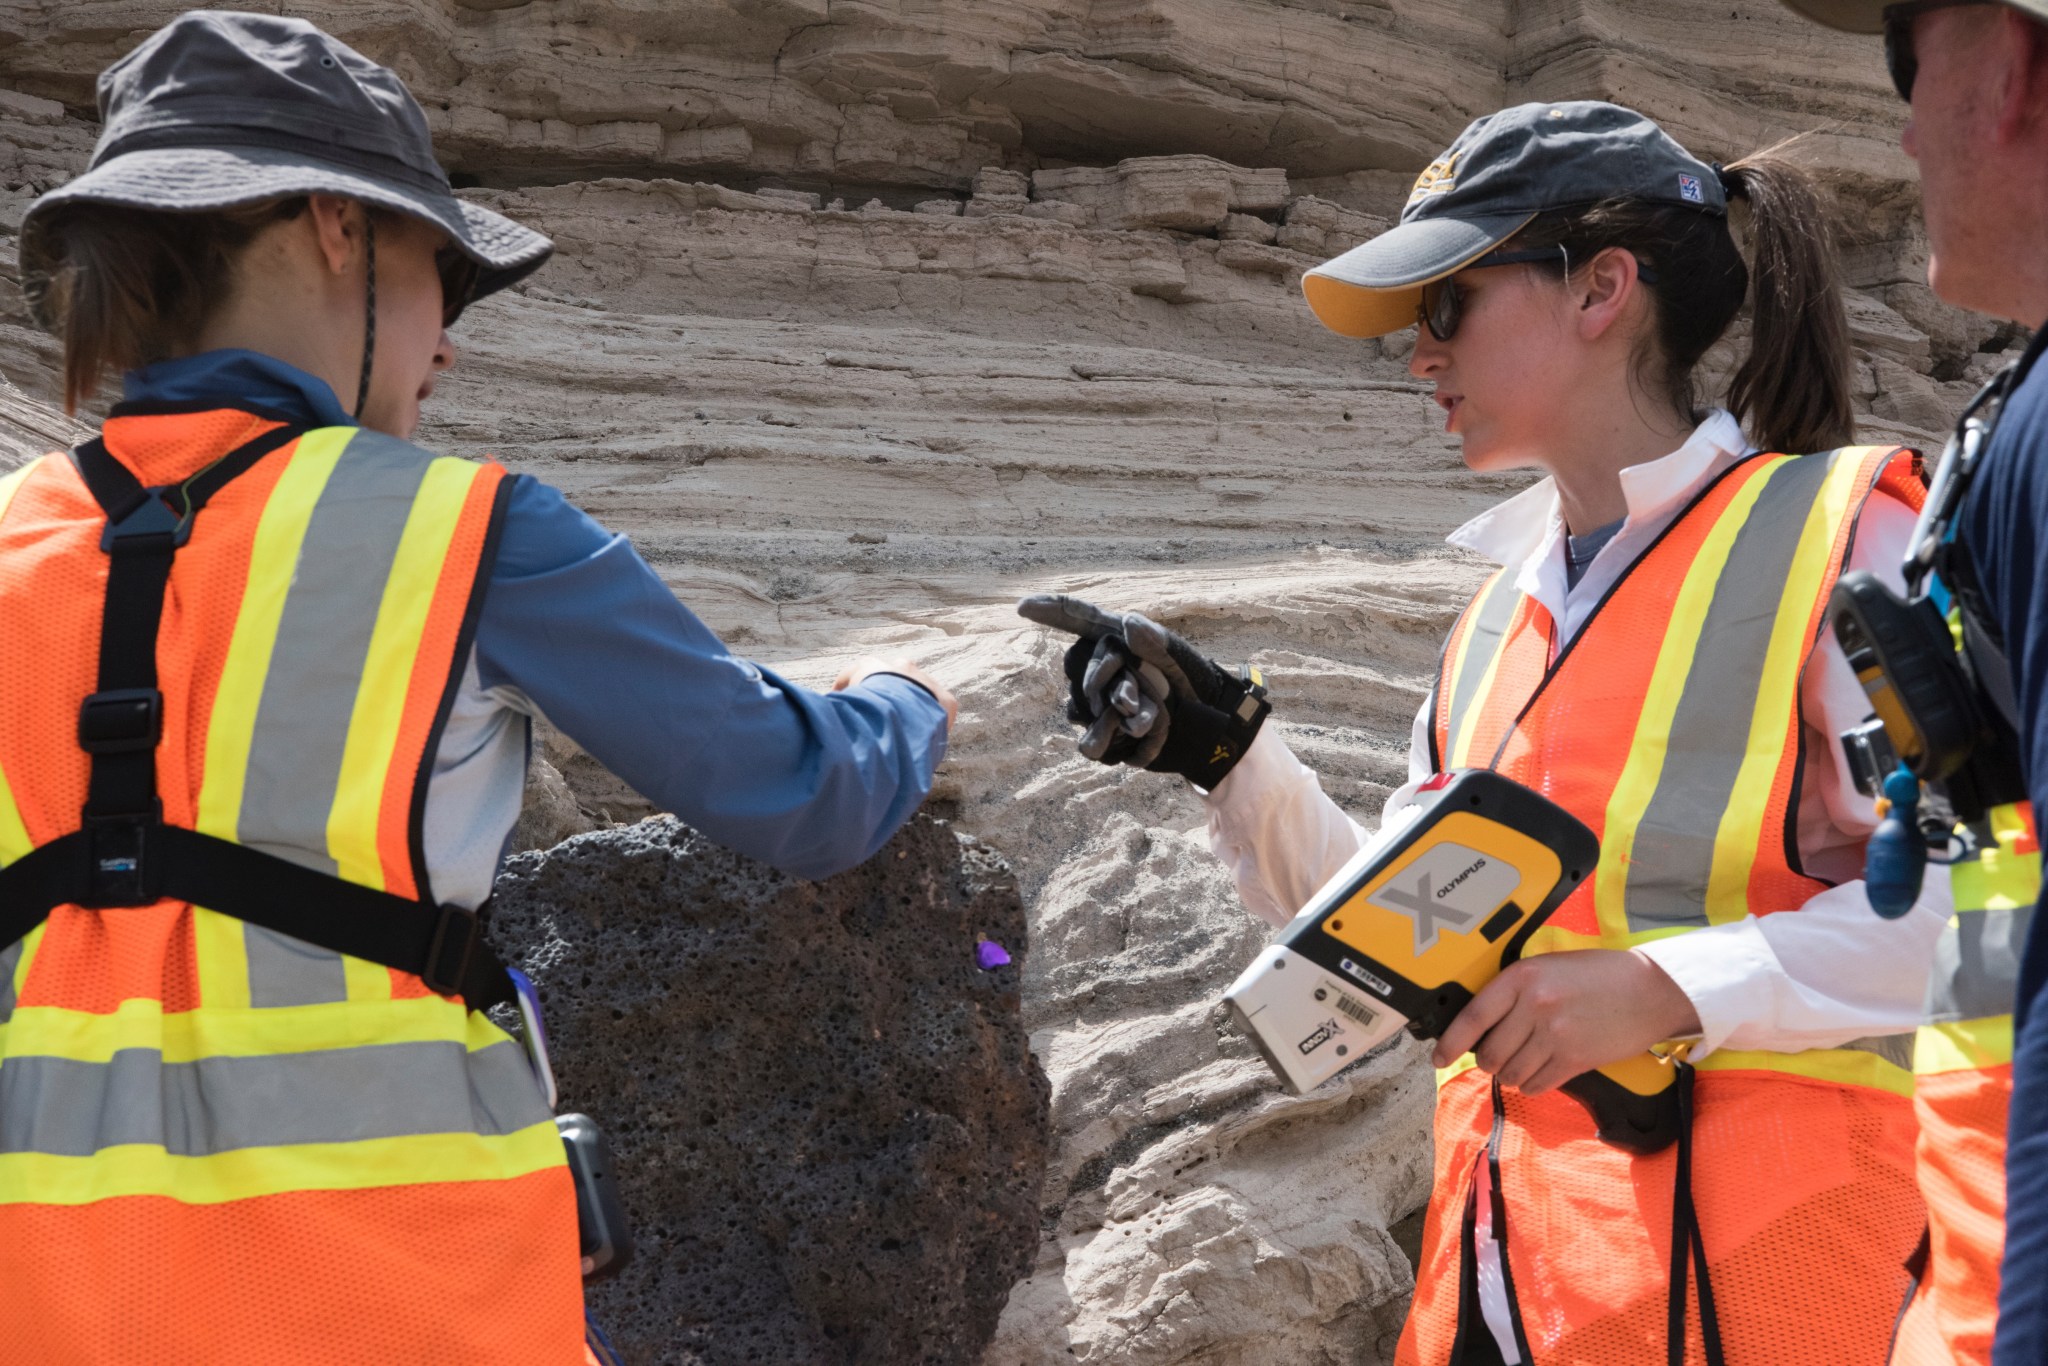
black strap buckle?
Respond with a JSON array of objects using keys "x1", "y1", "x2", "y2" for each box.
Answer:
[
  {"x1": 78, "y1": 688, "x2": 163, "y2": 756},
  {"x1": 423, "y1": 902, "x2": 482, "y2": 996},
  {"x1": 99, "y1": 488, "x2": 192, "y2": 555},
  {"x1": 78, "y1": 811, "x2": 160, "y2": 908}
]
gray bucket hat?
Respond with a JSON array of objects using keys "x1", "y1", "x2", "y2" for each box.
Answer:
[
  {"x1": 20, "y1": 9, "x2": 550, "y2": 306},
  {"x1": 1302, "y1": 101, "x2": 1724, "y2": 339},
  {"x1": 1778, "y1": 0, "x2": 2048, "y2": 31}
]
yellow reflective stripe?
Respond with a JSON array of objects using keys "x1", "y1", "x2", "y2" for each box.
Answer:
[
  {"x1": 1702, "y1": 450, "x2": 1868, "y2": 923},
  {"x1": 1694, "y1": 1043, "x2": 1915, "y2": 1096},
  {"x1": 1435, "y1": 1052, "x2": 1479, "y2": 1088},
  {"x1": 1441, "y1": 572, "x2": 1495, "y2": 762},
  {"x1": 1948, "y1": 858, "x2": 2032, "y2": 912},
  {"x1": 327, "y1": 458, "x2": 479, "y2": 889},
  {"x1": 1594, "y1": 458, "x2": 1787, "y2": 939},
  {"x1": 1433, "y1": 1044, "x2": 1909, "y2": 1093},
  {"x1": 1450, "y1": 611, "x2": 1514, "y2": 770},
  {"x1": 1953, "y1": 804, "x2": 2042, "y2": 911},
  {"x1": 1915, "y1": 1017, "x2": 2014, "y2": 1074},
  {"x1": 0, "y1": 1120, "x2": 564, "y2": 1206},
  {"x1": 195, "y1": 428, "x2": 353, "y2": 844},
  {"x1": 0, "y1": 461, "x2": 41, "y2": 866},
  {"x1": 0, "y1": 462, "x2": 35, "y2": 521},
  {"x1": 341, "y1": 954, "x2": 394, "y2": 1002},
  {"x1": 9, "y1": 924, "x2": 42, "y2": 998},
  {"x1": 0, "y1": 992, "x2": 501, "y2": 1065},
  {"x1": 191, "y1": 907, "x2": 251, "y2": 1010}
]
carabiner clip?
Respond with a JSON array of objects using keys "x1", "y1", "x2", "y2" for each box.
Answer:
[{"x1": 508, "y1": 967, "x2": 559, "y2": 1112}]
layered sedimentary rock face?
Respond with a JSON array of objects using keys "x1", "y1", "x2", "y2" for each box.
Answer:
[{"x1": 0, "y1": 4, "x2": 2013, "y2": 1363}]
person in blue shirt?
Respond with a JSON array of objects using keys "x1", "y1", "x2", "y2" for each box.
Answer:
[
  {"x1": 121, "y1": 347, "x2": 955, "y2": 888},
  {"x1": 24, "y1": 23, "x2": 955, "y2": 899},
  {"x1": 1779, "y1": 3, "x2": 2048, "y2": 1362},
  {"x1": 4, "y1": 13, "x2": 955, "y2": 1360}
]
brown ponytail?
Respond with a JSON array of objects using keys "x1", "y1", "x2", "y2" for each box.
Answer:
[
  {"x1": 1509, "y1": 143, "x2": 1856, "y2": 454},
  {"x1": 23, "y1": 197, "x2": 308, "y2": 414},
  {"x1": 1719, "y1": 149, "x2": 1855, "y2": 456}
]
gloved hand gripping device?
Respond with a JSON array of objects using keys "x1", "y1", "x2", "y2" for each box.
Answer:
[
  {"x1": 1223, "y1": 769, "x2": 1691, "y2": 1154},
  {"x1": 1018, "y1": 596, "x2": 1692, "y2": 1154},
  {"x1": 1016, "y1": 594, "x2": 1270, "y2": 790}
]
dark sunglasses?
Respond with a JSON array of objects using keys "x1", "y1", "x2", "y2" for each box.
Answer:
[
  {"x1": 435, "y1": 243, "x2": 482, "y2": 328},
  {"x1": 1417, "y1": 246, "x2": 1660, "y2": 343},
  {"x1": 1883, "y1": 0, "x2": 1994, "y2": 102}
]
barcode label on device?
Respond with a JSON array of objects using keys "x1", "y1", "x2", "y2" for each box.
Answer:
[{"x1": 1332, "y1": 992, "x2": 1377, "y2": 1029}]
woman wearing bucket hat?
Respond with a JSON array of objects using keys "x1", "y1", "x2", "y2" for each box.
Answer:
[
  {"x1": 1022, "y1": 102, "x2": 1948, "y2": 1363},
  {"x1": 0, "y1": 10, "x2": 953, "y2": 1364}
]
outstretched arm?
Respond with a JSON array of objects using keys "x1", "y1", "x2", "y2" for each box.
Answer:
[{"x1": 474, "y1": 476, "x2": 950, "y2": 881}]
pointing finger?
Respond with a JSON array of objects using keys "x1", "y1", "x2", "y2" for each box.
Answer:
[{"x1": 1018, "y1": 594, "x2": 1126, "y2": 640}]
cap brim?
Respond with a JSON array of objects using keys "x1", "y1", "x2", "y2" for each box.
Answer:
[
  {"x1": 1774, "y1": 0, "x2": 1887, "y2": 32},
  {"x1": 1301, "y1": 211, "x2": 1535, "y2": 339},
  {"x1": 22, "y1": 145, "x2": 552, "y2": 304}
]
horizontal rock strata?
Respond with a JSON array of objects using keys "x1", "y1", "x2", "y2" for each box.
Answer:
[{"x1": 0, "y1": 4, "x2": 2027, "y2": 1362}]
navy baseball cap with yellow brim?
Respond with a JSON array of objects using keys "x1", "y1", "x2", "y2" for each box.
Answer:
[
  {"x1": 1302, "y1": 101, "x2": 1726, "y2": 339},
  {"x1": 1778, "y1": 0, "x2": 2048, "y2": 31}
]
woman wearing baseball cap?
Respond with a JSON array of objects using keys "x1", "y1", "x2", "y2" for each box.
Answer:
[
  {"x1": 0, "y1": 11, "x2": 954, "y2": 1363},
  {"x1": 1024, "y1": 101, "x2": 1944, "y2": 1363}
]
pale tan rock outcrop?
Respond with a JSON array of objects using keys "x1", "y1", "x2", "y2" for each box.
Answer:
[{"x1": 0, "y1": 5, "x2": 2006, "y2": 1363}]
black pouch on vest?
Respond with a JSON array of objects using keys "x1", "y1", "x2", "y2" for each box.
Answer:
[{"x1": 558, "y1": 1113, "x2": 633, "y2": 1282}]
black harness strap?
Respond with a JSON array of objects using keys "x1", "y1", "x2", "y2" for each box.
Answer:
[
  {"x1": 1666, "y1": 1064, "x2": 1726, "y2": 1366},
  {"x1": 0, "y1": 826, "x2": 509, "y2": 1007},
  {"x1": 0, "y1": 427, "x2": 514, "y2": 1011}
]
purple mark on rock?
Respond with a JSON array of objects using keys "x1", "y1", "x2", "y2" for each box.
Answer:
[{"x1": 975, "y1": 940, "x2": 1012, "y2": 970}]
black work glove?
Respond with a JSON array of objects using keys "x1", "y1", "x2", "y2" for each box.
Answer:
[{"x1": 1017, "y1": 594, "x2": 1271, "y2": 789}]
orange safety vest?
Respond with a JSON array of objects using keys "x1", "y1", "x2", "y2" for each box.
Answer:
[
  {"x1": 0, "y1": 409, "x2": 585, "y2": 1362},
  {"x1": 1402, "y1": 446, "x2": 1930, "y2": 1366},
  {"x1": 1891, "y1": 802, "x2": 2031, "y2": 1366}
]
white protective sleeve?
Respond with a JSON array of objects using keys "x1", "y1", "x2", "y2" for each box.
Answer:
[{"x1": 1203, "y1": 493, "x2": 1949, "y2": 1057}]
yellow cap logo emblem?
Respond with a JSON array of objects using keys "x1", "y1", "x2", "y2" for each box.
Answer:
[{"x1": 1408, "y1": 150, "x2": 1462, "y2": 206}]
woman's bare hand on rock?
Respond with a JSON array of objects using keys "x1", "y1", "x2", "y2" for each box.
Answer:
[
  {"x1": 834, "y1": 656, "x2": 959, "y2": 728},
  {"x1": 1430, "y1": 948, "x2": 1701, "y2": 1095}
]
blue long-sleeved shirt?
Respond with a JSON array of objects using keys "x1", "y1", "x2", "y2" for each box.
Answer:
[
  {"x1": 1955, "y1": 323, "x2": 2048, "y2": 1366},
  {"x1": 121, "y1": 350, "x2": 948, "y2": 883}
]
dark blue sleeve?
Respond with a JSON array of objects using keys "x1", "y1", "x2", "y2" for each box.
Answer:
[
  {"x1": 1961, "y1": 351, "x2": 2048, "y2": 1007},
  {"x1": 1960, "y1": 346, "x2": 2048, "y2": 1365},
  {"x1": 473, "y1": 475, "x2": 949, "y2": 881}
]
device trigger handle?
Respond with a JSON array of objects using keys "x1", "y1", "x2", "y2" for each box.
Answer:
[{"x1": 1561, "y1": 1051, "x2": 1684, "y2": 1154}]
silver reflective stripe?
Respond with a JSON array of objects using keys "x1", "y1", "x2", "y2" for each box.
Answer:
[
  {"x1": 1839, "y1": 1032, "x2": 1915, "y2": 1070},
  {"x1": 1445, "y1": 572, "x2": 1521, "y2": 755},
  {"x1": 0, "y1": 939, "x2": 20, "y2": 1023},
  {"x1": 235, "y1": 431, "x2": 432, "y2": 877},
  {"x1": 1926, "y1": 903, "x2": 2032, "y2": 1024},
  {"x1": 0, "y1": 1039, "x2": 546, "y2": 1157},
  {"x1": 1624, "y1": 453, "x2": 1839, "y2": 933},
  {"x1": 244, "y1": 924, "x2": 348, "y2": 1008}
]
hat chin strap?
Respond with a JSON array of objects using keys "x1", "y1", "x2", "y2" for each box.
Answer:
[{"x1": 352, "y1": 215, "x2": 376, "y2": 421}]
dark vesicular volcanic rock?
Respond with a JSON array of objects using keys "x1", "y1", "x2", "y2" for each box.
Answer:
[{"x1": 488, "y1": 812, "x2": 1050, "y2": 1366}]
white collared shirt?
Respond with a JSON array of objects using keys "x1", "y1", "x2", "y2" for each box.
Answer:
[{"x1": 1205, "y1": 411, "x2": 1949, "y2": 1057}]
